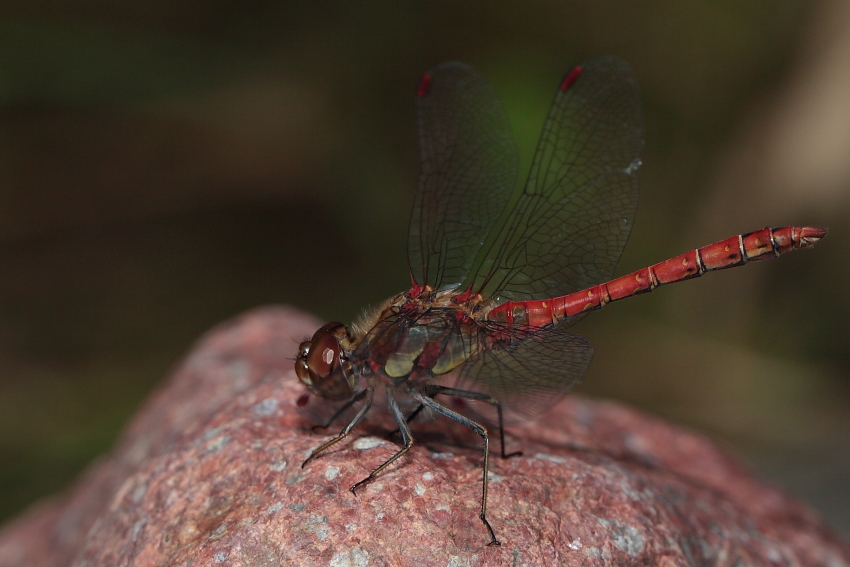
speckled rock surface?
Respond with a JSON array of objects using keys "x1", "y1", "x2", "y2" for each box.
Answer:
[{"x1": 0, "y1": 306, "x2": 848, "y2": 567}]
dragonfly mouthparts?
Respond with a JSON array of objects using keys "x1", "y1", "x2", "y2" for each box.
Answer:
[{"x1": 797, "y1": 226, "x2": 828, "y2": 248}]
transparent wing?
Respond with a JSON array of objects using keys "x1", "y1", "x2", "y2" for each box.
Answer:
[
  {"x1": 461, "y1": 57, "x2": 644, "y2": 303},
  {"x1": 349, "y1": 312, "x2": 592, "y2": 422},
  {"x1": 452, "y1": 323, "x2": 594, "y2": 420},
  {"x1": 409, "y1": 62, "x2": 519, "y2": 292}
]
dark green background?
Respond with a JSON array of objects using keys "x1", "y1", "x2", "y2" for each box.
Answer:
[{"x1": 1, "y1": 1, "x2": 848, "y2": 540}]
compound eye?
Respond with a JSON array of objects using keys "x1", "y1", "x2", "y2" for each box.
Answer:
[
  {"x1": 294, "y1": 323, "x2": 355, "y2": 400},
  {"x1": 306, "y1": 331, "x2": 340, "y2": 378},
  {"x1": 295, "y1": 341, "x2": 314, "y2": 386}
]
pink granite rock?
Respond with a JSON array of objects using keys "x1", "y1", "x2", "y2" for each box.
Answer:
[{"x1": 0, "y1": 306, "x2": 847, "y2": 567}]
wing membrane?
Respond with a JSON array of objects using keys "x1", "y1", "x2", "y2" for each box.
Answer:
[
  {"x1": 409, "y1": 63, "x2": 519, "y2": 291},
  {"x1": 453, "y1": 323, "x2": 593, "y2": 420},
  {"x1": 461, "y1": 57, "x2": 644, "y2": 302}
]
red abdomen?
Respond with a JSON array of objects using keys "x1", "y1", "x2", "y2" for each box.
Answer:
[{"x1": 488, "y1": 226, "x2": 826, "y2": 326}]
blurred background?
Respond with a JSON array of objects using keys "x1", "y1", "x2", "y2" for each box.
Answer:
[{"x1": 0, "y1": 0, "x2": 848, "y2": 540}]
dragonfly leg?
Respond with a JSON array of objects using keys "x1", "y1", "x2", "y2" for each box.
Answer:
[
  {"x1": 423, "y1": 385, "x2": 522, "y2": 459},
  {"x1": 351, "y1": 392, "x2": 413, "y2": 494},
  {"x1": 413, "y1": 392, "x2": 500, "y2": 547},
  {"x1": 385, "y1": 402, "x2": 426, "y2": 439},
  {"x1": 311, "y1": 389, "x2": 369, "y2": 432},
  {"x1": 302, "y1": 388, "x2": 374, "y2": 468}
]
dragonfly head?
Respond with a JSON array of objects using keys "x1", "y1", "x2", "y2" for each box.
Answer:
[{"x1": 295, "y1": 322, "x2": 356, "y2": 400}]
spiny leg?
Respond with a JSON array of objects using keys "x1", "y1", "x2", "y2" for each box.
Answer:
[
  {"x1": 350, "y1": 392, "x2": 413, "y2": 494},
  {"x1": 422, "y1": 385, "x2": 522, "y2": 459},
  {"x1": 311, "y1": 389, "x2": 369, "y2": 433},
  {"x1": 414, "y1": 392, "x2": 500, "y2": 547},
  {"x1": 302, "y1": 388, "x2": 374, "y2": 468}
]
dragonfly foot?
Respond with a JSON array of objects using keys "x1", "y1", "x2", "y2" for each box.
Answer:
[
  {"x1": 350, "y1": 477, "x2": 370, "y2": 495},
  {"x1": 301, "y1": 450, "x2": 321, "y2": 468},
  {"x1": 481, "y1": 513, "x2": 500, "y2": 546},
  {"x1": 503, "y1": 450, "x2": 523, "y2": 459}
]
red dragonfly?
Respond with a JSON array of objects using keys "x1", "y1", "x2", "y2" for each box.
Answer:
[{"x1": 295, "y1": 57, "x2": 825, "y2": 546}]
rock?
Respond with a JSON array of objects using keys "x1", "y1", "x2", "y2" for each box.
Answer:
[{"x1": 0, "y1": 306, "x2": 847, "y2": 567}]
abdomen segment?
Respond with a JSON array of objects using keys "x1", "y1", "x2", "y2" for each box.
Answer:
[{"x1": 487, "y1": 226, "x2": 826, "y2": 326}]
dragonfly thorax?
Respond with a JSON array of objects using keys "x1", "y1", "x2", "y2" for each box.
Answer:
[{"x1": 358, "y1": 306, "x2": 481, "y2": 384}]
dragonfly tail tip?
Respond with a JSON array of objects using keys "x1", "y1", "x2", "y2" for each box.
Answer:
[{"x1": 799, "y1": 226, "x2": 827, "y2": 247}]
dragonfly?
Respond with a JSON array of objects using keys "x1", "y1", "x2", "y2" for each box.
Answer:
[{"x1": 294, "y1": 57, "x2": 826, "y2": 546}]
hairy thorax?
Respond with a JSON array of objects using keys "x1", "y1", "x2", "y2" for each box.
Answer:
[{"x1": 349, "y1": 287, "x2": 492, "y2": 387}]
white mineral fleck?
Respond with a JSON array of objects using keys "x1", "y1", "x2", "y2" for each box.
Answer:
[
  {"x1": 325, "y1": 466, "x2": 340, "y2": 480},
  {"x1": 352, "y1": 437, "x2": 384, "y2": 450}
]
